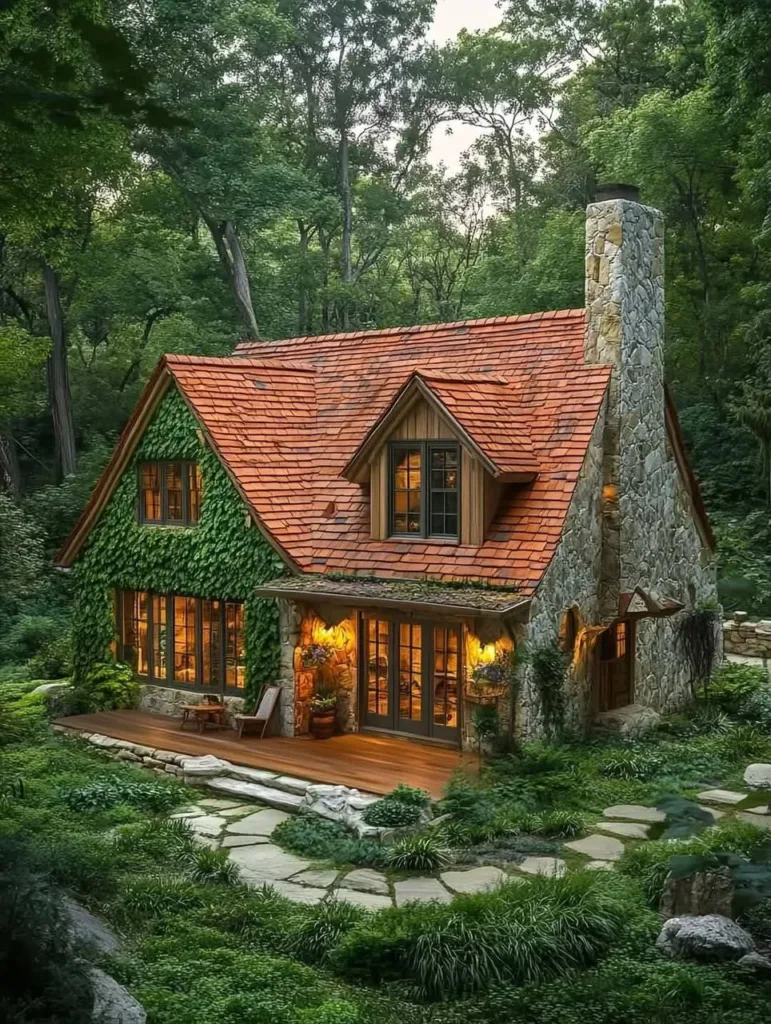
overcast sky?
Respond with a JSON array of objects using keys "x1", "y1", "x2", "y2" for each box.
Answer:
[{"x1": 427, "y1": 0, "x2": 504, "y2": 169}]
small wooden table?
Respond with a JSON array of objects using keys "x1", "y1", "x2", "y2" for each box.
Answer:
[{"x1": 179, "y1": 702, "x2": 226, "y2": 732}]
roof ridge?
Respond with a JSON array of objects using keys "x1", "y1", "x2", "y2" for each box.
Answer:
[
  {"x1": 415, "y1": 370, "x2": 510, "y2": 386},
  {"x1": 234, "y1": 308, "x2": 586, "y2": 351},
  {"x1": 165, "y1": 354, "x2": 317, "y2": 373}
]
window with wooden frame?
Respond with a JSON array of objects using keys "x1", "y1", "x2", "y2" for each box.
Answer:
[
  {"x1": 138, "y1": 462, "x2": 202, "y2": 526},
  {"x1": 116, "y1": 589, "x2": 245, "y2": 693},
  {"x1": 389, "y1": 441, "x2": 459, "y2": 539}
]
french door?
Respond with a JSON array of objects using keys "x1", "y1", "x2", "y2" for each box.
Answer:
[
  {"x1": 596, "y1": 620, "x2": 634, "y2": 712},
  {"x1": 361, "y1": 615, "x2": 460, "y2": 743}
]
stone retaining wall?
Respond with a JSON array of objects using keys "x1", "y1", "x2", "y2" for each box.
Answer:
[
  {"x1": 723, "y1": 617, "x2": 771, "y2": 659},
  {"x1": 138, "y1": 684, "x2": 246, "y2": 728}
]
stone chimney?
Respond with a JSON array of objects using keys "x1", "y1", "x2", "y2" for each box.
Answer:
[{"x1": 585, "y1": 185, "x2": 666, "y2": 622}]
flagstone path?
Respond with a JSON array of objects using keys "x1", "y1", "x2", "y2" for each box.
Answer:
[{"x1": 171, "y1": 784, "x2": 771, "y2": 907}]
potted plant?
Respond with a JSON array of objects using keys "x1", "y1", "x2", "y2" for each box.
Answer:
[{"x1": 309, "y1": 683, "x2": 338, "y2": 739}]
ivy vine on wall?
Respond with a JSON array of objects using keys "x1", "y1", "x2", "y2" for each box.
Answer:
[{"x1": 71, "y1": 387, "x2": 287, "y2": 701}]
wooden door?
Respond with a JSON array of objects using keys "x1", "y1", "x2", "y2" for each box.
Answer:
[
  {"x1": 361, "y1": 614, "x2": 460, "y2": 743},
  {"x1": 597, "y1": 620, "x2": 634, "y2": 712}
]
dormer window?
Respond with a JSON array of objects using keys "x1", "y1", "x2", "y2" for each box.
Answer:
[
  {"x1": 139, "y1": 461, "x2": 202, "y2": 526},
  {"x1": 390, "y1": 442, "x2": 459, "y2": 539}
]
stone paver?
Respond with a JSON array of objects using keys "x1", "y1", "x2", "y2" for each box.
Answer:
[
  {"x1": 339, "y1": 869, "x2": 389, "y2": 894},
  {"x1": 332, "y1": 888, "x2": 393, "y2": 911},
  {"x1": 220, "y1": 805, "x2": 254, "y2": 818},
  {"x1": 224, "y1": 809, "x2": 290, "y2": 835},
  {"x1": 697, "y1": 789, "x2": 747, "y2": 806},
  {"x1": 269, "y1": 880, "x2": 328, "y2": 905},
  {"x1": 229, "y1": 843, "x2": 311, "y2": 881},
  {"x1": 700, "y1": 805, "x2": 726, "y2": 819},
  {"x1": 191, "y1": 834, "x2": 218, "y2": 849},
  {"x1": 440, "y1": 866, "x2": 508, "y2": 894},
  {"x1": 273, "y1": 775, "x2": 313, "y2": 796},
  {"x1": 188, "y1": 814, "x2": 228, "y2": 836},
  {"x1": 198, "y1": 798, "x2": 244, "y2": 810},
  {"x1": 221, "y1": 834, "x2": 270, "y2": 848},
  {"x1": 170, "y1": 807, "x2": 205, "y2": 819},
  {"x1": 603, "y1": 804, "x2": 666, "y2": 823},
  {"x1": 597, "y1": 820, "x2": 650, "y2": 840},
  {"x1": 291, "y1": 868, "x2": 340, "y2": 888},
  {"x1": 738, "y1": 812, "x2": 771, "y2": 829},
  {"x1": 585, "y1": 860, "x2": 615, "y2": 871},
  {"x1": 206, "y1": 776, "x2": 304, "y2": 812},
  {"x1": 565, "y1": 834, "x2": 625, "y2": 861},
  {"x1": 393, "y1": 877, "x2": 452, "y2": 906},
  {"x1": 517, "y1": 856, "x2": 567, "y2": 878}
]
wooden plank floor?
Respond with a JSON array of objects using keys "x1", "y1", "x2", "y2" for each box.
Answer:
[{"x1": 54, "y1": 709, "x2": 469, "y2": 799}]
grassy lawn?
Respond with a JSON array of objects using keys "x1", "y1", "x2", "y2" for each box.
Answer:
[{"x1": 2, "y1": 668, "x2": 771, "y2": 1023}]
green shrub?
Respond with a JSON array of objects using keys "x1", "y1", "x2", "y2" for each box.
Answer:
[
  {"x1": 710, "y1": 661, "x2": 768, "y2": 714},
  {"x1": 273, "y1": 814, "x2": 388, "y2": 868},
  {"x1": 291, "y1": 899, "x2": 365, "y2": 964},
  {"x1": 386, "y1": 833, "x2": 451, "y2": 872},
  {"x1": 361, "y1": 797, "x2": 423, "y2": 828},
  {"x1": 188, "y1": 847, "x2": 241, "y2": 886},
  {"x1": 0, "y1": 681, "x2": 47, "y2": 746},
  {"x1": 536, "y1": 810, "x2": 586, "y2": 838},
  {"x1": 113, "y1": 817, "x2": 196, "y2": 862},
  {"x1": 333, "y1": 873, "x2": 641, "y2": 1000},
  {"x1": 113, "y1": 875, "x2": 208, "y2": 924},
  {"x1": 597, "y1": 749, "x2": 663, "y2": 780},
  {"x1": 738, "y1": 686, "x2": 771, "y2": 729},
  {"x1": 31, "y1": 830, "x2": 120, "y2": 900},
  {"x1": 62, "y1": 774, "x2": 182, "y2": 813},
  {"x1": 386, "y1": 783, "x2": 431, "y2": 807},
  {"x1": 0, "y1": 838, "x2": 94, "y2": 1024},
  {"x1": 441, "y1": 776, "x2": 499, "y2": 827},
  {"x1": 70, "y1": 660, "x2": 140, "y2": 713}
]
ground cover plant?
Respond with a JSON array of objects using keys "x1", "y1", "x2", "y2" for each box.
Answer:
[{"x1": 3, "y1": 675, "x2": 771, "y2": 1023}]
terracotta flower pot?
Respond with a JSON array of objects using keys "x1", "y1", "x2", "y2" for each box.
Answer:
[{"x1": 309, "y1": 708, "x2": 336, "y2": 739}]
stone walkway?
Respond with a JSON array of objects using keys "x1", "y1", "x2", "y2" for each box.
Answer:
[{"x1": 168, "y1": 760, "x2": 771, "y2": 908}]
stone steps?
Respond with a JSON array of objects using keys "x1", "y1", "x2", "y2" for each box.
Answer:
[{"x1": 205, "y1": 776, "x2": 305, "y2": 813}]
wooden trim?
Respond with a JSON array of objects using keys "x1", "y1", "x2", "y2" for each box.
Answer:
[{"x1": 664, "y1": 385, "x2": 715, "y2": 551}]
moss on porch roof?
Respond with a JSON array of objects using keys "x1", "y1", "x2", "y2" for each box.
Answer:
[{"x1": 255, "y1": 573, "x2": 531, "y2": 617}]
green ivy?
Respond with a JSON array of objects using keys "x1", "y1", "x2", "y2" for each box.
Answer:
[{"x1": 71, "y1": 387, "x2": 286, "y2": 701}]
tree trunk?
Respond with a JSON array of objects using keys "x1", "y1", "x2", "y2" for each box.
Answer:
[
  {"x1": 0, "y1": 431, "x2": 21, "y2": 495},
  {"x1": 339, "y1": 129, "x2": 353, "y2": 330},
  {"x1": 297, "y1": 220, "x2": 310, "y2": 335},
  {"x1": 201, "y1": 213, "x2": 260, "y2": 341},
  {"x1": 42, "y1": 263, "x2": 77, "y2": 479}
]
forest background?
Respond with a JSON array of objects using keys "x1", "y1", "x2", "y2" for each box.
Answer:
[{"x1": 1, "y1": 0, "x2": 770, "y2": 674}]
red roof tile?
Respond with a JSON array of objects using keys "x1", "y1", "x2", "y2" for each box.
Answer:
[{"x1": 57, "y1": 311, "x2": 618, "y2": 594}]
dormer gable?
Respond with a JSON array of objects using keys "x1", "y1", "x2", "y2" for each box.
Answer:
[{"x1": 342, "y1": 371, "x2": 538, "y2": 545}]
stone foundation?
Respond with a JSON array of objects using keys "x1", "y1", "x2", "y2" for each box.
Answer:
[
  {"x1": 138, "y1": 684, "x2": 246, "y2": 729},
  {"x1": 723, "y1": 617, "x2": 771, "y2": 659}
]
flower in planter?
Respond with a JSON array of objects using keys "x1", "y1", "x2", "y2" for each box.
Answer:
[
  {"x1": 310, "y1": 692, "x2": 338, "y2": 712},
  {"x1": 467, "y1": 652, "x2": 512, "y2": 699},
  {"x1": 300, "y1": 642, "x2": 333, "y2": 667}
]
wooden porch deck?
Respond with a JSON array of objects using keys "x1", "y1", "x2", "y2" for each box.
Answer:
[{"x1": 54, "y1": 709, "x2": 469, "y2": 799}]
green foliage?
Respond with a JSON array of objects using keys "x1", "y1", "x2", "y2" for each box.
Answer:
[
  {"x1": 709, "y1": 661, "x2": 769, "y2": 714},
  {"x1": 528, "y1": 643, "x2": 569, "y2": 740},
  {"x1": 676, "y1": 605, "x2": 721, "y2": 696},
  {"x1": 361, "y1": 798, "x2": 423, "y2": 829},
  {"x1": 291, "y1": 899, "x2": 365, "y2": 966},
  {"x1": 70, "y1": 660, "x2": 140, "y2": 713},
  {"x1": 385, "y1": 784, "x2": 431, "y2": 808},
  {"x1": 62, "y1": 774, "x2": 181, "y2": 814},
  {"x1": 536, "y1": 810, "x2": 586, "y2": 839},
  {"x1": 113, "y1": 874, "x2": 209, "y2": 924},
  {"x1": 386, "y1": 834, "x2": 452, "y2": 872},
  {"x1": 332, "y1": 873, "x2": 642, "y2": 1000},
  {"x1": 598, "y1": 750, "x2": 663, "y2": 781},
  {"x1": 273, "y1": 814, "x2": 388, "y2": 869},
  {"x1": 71, "y1": 388, "x2": 284, "y2": 700},
  {"x1": 188, "y1": 847, "x2": 241, "y2": 886},
  {"x1": 0, "y1": 838, "x2": 94, "y2": 1024},
  {"x1": 0, "y1": 680, "x2": 48, "y2": 746}
]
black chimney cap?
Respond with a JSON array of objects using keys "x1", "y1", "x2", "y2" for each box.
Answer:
[{"x1": 594, "y1": 183, "x2": 640, "y2": 203}]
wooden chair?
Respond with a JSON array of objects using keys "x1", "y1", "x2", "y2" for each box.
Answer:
[{"x1": 233, "y1": 685, "x2": 281, "y2": 739}]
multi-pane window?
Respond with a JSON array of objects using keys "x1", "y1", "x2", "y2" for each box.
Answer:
[
  {"x1": 432, "y1": 626, "x2": 459, "y2": 729},
  {"x1": 389, "y1": 442, "x2": 459, "y2": 539},
  {"x1": 366, "y1": 617, "x2": 390, "y2": 717},
  {"x1": 429, "y1": 447, "x2": 459, "y2": 537},
  {"x1": 117, "y1": 589, "x2": 245, "y2": 692},
  {"x1": 138, "y1": 462, "x2": 202, "y2": 526},
  {"x1": 398, "y1": 622, "x2": 423, "y2": 723}
]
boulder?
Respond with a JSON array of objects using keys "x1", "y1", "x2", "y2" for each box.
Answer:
[
  {"x1": 63, "y1": 897, "x2": 120, "y2": 955},
  {"x1": 656, "y1": 915, "x2": 754, "y2": 962},
  {"x1": 659, "y1": 868, "x2": 734, "y2": 920},
  {"x1": 737, "y1": 952, "x2": 771, "y2": 975},
  {"x1": 90, "y1": 968, "x2": 146, "y2": 1024},
  {"x1": 744, "y1": 763, "x2": 771, "y2": 790},
  {"x1": 594, "y1": 703, "x2": 661, "y2": 737},
  {"x1": 178, "y1": 755, "x2": 232, "y2": 777}
]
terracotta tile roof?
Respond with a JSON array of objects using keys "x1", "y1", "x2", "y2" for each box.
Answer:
[{"x1": 57, "y1": 310, "x2": 616, "y2": 595}]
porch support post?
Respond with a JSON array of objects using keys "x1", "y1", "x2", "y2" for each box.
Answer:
[{"x1": 277, "y1": 599, "x2": 302, "y2": 736}]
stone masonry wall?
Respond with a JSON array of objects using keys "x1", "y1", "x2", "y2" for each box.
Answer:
[
  {"x1": 585, "y1": 197, "x2": 718, "y2": 713},
  {"x1": 524, "y1": 402, "x2": 606, "y2": 737},
  {"x1": 723, "y1": 616, "x2": 771, "y2": 659},
  {"x1": 139, "y1": 684, "x2": 245, "y2": 727}
]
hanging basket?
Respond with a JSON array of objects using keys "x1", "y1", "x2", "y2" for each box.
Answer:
[{"x1": 464, "y1": 679, "x2": 507, "y2": 704}]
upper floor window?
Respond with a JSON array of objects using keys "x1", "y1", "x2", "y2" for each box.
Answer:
[
  {"x1": 139, "y1": 461, "x2": 202, "y2": 526},
  {"x1": 390, "y1": 441, "x2": 459, "y2": 539}
]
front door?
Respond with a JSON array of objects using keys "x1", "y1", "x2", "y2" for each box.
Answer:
[
  {"x1": 362, "y1": 615, "x2": 460, "y2": 743},
  {"x1": 596, "y1": 620, "x2": 634, "y2": 712}
]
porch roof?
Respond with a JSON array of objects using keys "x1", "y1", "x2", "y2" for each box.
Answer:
[{"x1": 255, "y1": 572, "x2": 531, "y2": 618}]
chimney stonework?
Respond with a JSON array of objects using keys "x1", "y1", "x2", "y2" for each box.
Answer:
[{"x1": 585, "y1": 198, "x2": 666, "y2": 622}]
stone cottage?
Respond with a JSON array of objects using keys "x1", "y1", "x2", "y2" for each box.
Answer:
[{"x1": 57, "y1": 185, "x2": 717, "y2": 751}]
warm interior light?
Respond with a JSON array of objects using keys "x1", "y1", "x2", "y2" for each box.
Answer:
[{"x1": 603, "y1": 484, "x2": 617, "y2": 502}]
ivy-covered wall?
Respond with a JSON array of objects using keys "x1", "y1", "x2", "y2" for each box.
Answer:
[{"x1": 71, "y1": 387, "x2": 286, "y2": 701}]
